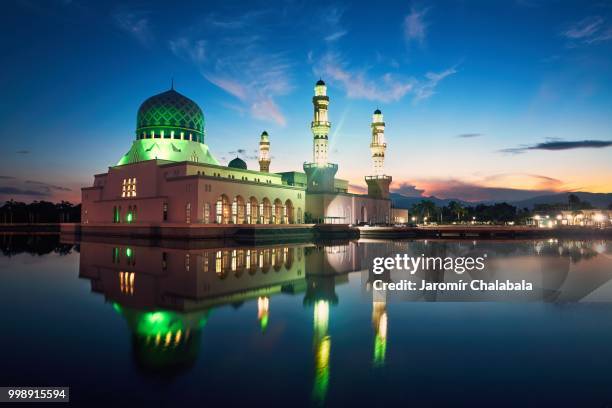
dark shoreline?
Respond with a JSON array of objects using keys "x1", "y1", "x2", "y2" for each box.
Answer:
[{"x1": 1, "y1": 223, "x2": 610, "y2": 242}]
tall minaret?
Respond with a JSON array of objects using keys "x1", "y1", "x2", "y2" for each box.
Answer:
[
  {"x1": 304, "y1": 79, "x2": 337, "y2": 193},
  {"x1": 365, "y1": 108, "x2": 392, "y2": 203},
  {"x1": 370, "y1": 109, "x2": 387, "y2": 175},
  {"x1": 312, "y1": 79, "x2": 330, "y2": 166},
  {"x1": 258, "y1": 130, "x2": 271, "y2": 173}
]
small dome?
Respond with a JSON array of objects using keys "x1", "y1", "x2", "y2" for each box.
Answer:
[
  {"x1": 228, "y1": 157, "x2": 247, "y2": 170},
  {"x1": 261, "y1": 130, "x2": 268, "y2": 136},
  {"x1": 136, "y1": 89, "x2": 204, "y2": 141},
  {"x1": 316, "y1": 79, "x2": 326, "y2": 86},
  {"x1": 374, "y1": 108, "x2": 382, "y2": 114}
]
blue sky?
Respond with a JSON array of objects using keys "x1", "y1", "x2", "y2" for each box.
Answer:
[{"x1": 1, "y1": 0, "x2": 611, "y2": 203}]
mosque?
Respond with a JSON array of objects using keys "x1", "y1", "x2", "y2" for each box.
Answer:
[{"x1": 81, "y1": 80, "x2": 393, "y2": 226}]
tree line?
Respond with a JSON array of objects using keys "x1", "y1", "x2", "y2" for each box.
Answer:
[
  {"x1": 405, "y1": 194, "x2": 609, "y2": 225},
  {"x1": 0, "y1": 200, "x2": 81, "y2": 223}
]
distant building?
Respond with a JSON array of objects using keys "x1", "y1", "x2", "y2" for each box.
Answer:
[
  {"x1": 81, "y1": 81, "x2": 391, "y2": 226},
  {"x1": 530, "y1": 209, "x2": 612, "y2": 228},
  {"x1": 391, "y1": 208, "x2": 409, "y2": 224}
]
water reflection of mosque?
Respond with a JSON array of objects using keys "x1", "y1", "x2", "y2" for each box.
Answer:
[
  {"x1": 78, "y1": 238, "x2": 611, "y2": 401},
  {"x1": 78, "y1": 239, "x2": 381, "y2": 396}
]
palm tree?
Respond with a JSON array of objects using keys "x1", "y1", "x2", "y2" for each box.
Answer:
[
  {"x1": 448, "y1": 201, "x2": 464, "y2": 222},
  {"x1": 421, "y1": 200, "x2": 437, "y2": 222},
  {"x1": 568, "y1": 193, "x2": 581, "y2": 211}
]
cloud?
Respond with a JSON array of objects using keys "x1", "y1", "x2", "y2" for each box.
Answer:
[
  {"x1": 169, "y1": 11, "x2": 293, "y2": 126},
  {"x1": 316, "y1": 52, "x2": 414, "y2": 102},
  {"x1": 25, "y1": 180, "x2": 72, "y2": 192},
  {"x1": 500, "y1": 139, "x2": 612, "y2": 154},
  {"x1": 168, "y1": 37, "x2": 206, "y2": 64},
  {"x1": 399, "y1": 179, "x2": 558, "y2": 202},
  {"x1": 0, "y1": 176, "x2": 15, "y2": 179},
  {"x1": 391, "y1": 173, "x2": 566, "y2": 202},
  {"x1": 587, "y1": 27, "x2": 612, "y2": 44},
  {"x1": 482, "y1": 173, "x2": 564, "y2": 191},
  {"x1": 456, "y1": 133, "x2": 482, "y2": 138},
  {"x1": 251, "y1": 98, "x2": 286, "y2": 126},
  {"x1": 563, "y1": 16, "x2": 604, "y2": 39},
  {"x1": 413, "y1": 67, "x2": 457, "y2": 102},
  {"x1": 113, "y1": 8, "x2": 153, "y2": 46},
  {"x1": 0, "y1": 187, "x2": 48, "y2": 197},
  {"x1": 314, "y1": 51, "x2": 457, "y2": 103},
  {"x1": 403, "y1": 7, "x2": 429, "y2": 45},
  {"x1": 325, "y1": 30, "x2": 347, "y2": 42},
  {"x1": 16, "y1": 150, "x2": 30, "y2": 154},
  {"x1": 203, "y1": 73, "x2": 248, "y2": 100},
  {"x1": 392, "y1": 182, "x2": 426, "y2": 197},
  {"x1": 561, "y1": 16, "x2": 612, "y2": 45}
]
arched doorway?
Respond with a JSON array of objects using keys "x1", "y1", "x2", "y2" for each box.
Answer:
[
  {"x1": 273, "y1": 199, "x2": 283, "y2": 224},
  {"x1": 262, "y1": 198, "x2": 272, "y2": 224},
  {"x1": 285, "y1": 199, "x2": 294, "y2": 224},
  {"x1": 216, "y1": 194, "x2": 230, "y2": 224},
  {"x1": 233, "y1": 196, "x2": 246, "y2": 224},
  {"x1": 360, "y1": 205, "x2": 367, "y2": 223},
  {"x1": 248, "y1": 197, "x2": 259, "y2": 224}
]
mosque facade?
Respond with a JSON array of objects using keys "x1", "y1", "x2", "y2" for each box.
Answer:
[{"x1": 81, "y1": 80, "x2": 392, "y2": 226}]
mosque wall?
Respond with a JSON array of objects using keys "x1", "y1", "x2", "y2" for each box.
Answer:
[{"x1": 305, "y1": 192, "x2": 391, "y2": 224}]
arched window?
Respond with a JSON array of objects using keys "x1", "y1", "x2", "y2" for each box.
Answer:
[
  {"x1": 234, "y1": 196, "x2": 246, "y2": 224},
  {"x1": 216, "y1": 195, "x2": 230, "y2": 224},
  {"x1": 186, "y1": 202, "x2": 191, "y2": 224},
  {"x1": 261, "y1": 198, "x2": 272, "y2": 224},
  {"x1": 285, "y1": 199, "x2": 294, "y2": 224},
  {"x1": 273, "y1": 199, "x2": 283, "y2": 224},
  {"x1": 248, "y1": 197, "x2": 259, "y2": 224}
]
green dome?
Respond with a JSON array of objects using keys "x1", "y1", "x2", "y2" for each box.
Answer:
[
  {"x1": 136, "y1": 89, "x2": 205, "y2": 142},
  {"x1": 228, "y1": 157, "x2": 247, "y2": 170}
]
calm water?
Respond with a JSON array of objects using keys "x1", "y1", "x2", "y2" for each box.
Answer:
[{"x1": 2, "y1": 234, "x2": 612, "y2": 407}]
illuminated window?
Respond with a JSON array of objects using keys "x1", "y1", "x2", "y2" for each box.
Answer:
[
  {"x1": 186, "y1": 202, "x2": 191, "y2": 224},
  {"x1": 125, "y1": 247, "x2": 135, "y2": 266},
  {"x1": 121, "y1": 178, "x2": 137, "y2": 198},
  {"x1": 232, "y1": 199, "x2": 238, "y2": 224},
  {"x1": 216, "y1": 199, "x2": 222, "y2": 223},
  {"x1": 119, "y1": 271, "x2": 135, "y2": 295},
  {"x1": 215, "y1": 251, "x2": 222, "y2": 274}
]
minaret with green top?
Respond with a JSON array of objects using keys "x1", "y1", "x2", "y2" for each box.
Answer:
[
  {"x1": 304, "y1": 79, "x2": 338, "y2": 192},
  {"x1": 365, "y1": 108, "x2": 392, "y2": 199}
]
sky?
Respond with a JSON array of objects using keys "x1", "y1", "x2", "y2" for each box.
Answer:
[{"x1": 1, "y1": 0, "x2": 612, "y2": 204}]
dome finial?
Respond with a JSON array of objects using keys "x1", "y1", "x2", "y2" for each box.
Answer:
[{"x1": 171, "y1": 77, "x2": 174, "y2": 90}]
